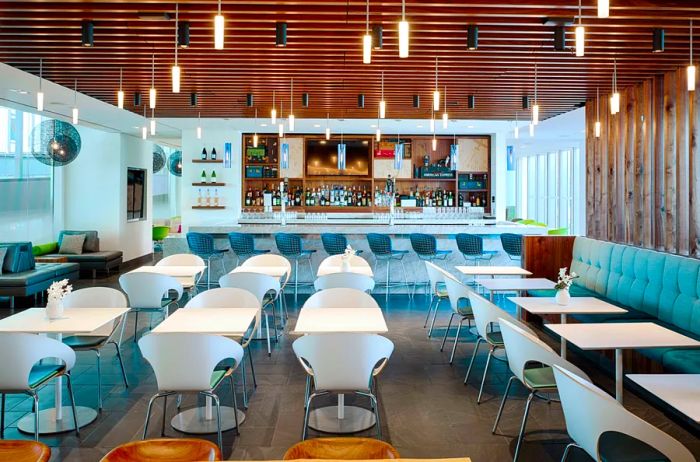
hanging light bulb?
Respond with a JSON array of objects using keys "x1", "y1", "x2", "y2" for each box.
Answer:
[
  {"x1": 72, "y1": 79, "x2": 79, "y2": 125},
  {"x1": 325, "y1": 113, "x2": 331, "y2": 140},
  {"x1": 610, "y1": 58, "x2": 620, "y2": 114},
  {"x1": 117, "y1": 67, "x2": 125, "y2": 109},
  {"x1": 432, "y1": 135, "x2": 437, "y2": 151},
  {"x1": 363, "y1": 0, "x2": 372, "y2": 64},
  {"x1": 433, "y1": 58, "x2": 440, "y2": 111},
  {"x1": 376, "y1": 126, "x2": 381, "y2": 142},
  {"x1": 379, "y1": 71, "x2": 386, "y2": 118},
  {"x1": 214, "y1": 0, "x2": 224, "y2": 50},
  {"x1": 529, "y1": 123, "x2": 535, "y2": 137},
  {"x1": 271, "y1": 90, "x2": 277, "y2": 124},
  {"x1": 172, "y1": 3, "x2": 182, "y2": 93},
  {"x1": 442, "y1": 85, "x2": 448, "y2": 129},
  {"x1": 37, "y1": 58, "x2": 44, "y2": 112},
  {"x1": 532, "y1": 64, "x2": 540, "y2": 125},
  {"x1": 598, "y1": 0, "x2": 610, "y2": 18},
  {"x1": 253, "y1": 109, "x2": 259, "y2": 147},
  {"x1": 142, "y1": 106, "x2": 148, "y2": 139},
  {"x1": 575, "y1": 0, "x2": 585, "y2": 57},
  {"x1": 398, "y1": 0, "x2": 409, "y2": 58},
  {"x1": 288, "y1": 78, "x2": 295, "y2": 131},
  {"x1": 150, "y1": 109, "x2": 156, "y2": 135},
  {"x1": 595, "y1": 87, "x2": 601, "y2": 138},
  {"x1": 149, "y1": 52, "x2": 157, "y2": 109},
  {"x1": 689, "y1": 20, "x2": 696, "y2": 92},
  {"x1": 197, "y1": 112, "x2": 202, "y2": 139}
]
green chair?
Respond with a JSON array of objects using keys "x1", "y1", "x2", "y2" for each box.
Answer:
[
  {"x1": 517, "y1": 219, "x2": 536, "y2": 225},
  {"x1": 152, "y1": 226, "x2": 170, "y2": 252},
  {"x1": 531, "y1": 222, "x2": 548, "y2": 227},
  {"x1": 548, "y1": 227, "x2": 569, "y2": 235}
]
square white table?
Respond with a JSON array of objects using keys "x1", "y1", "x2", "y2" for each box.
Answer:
[
  {"x1": 478, "y1": 278, "x2": 555, "y2": 303},
  {"x1": 293, "y1": 306, "x2": 388, "y2": 434},
  {"x1": 130, "y1": 265, "x2": 206, "y2": 289},
  {"x1": 627, "y1": 374, "x2": 700, "y2": 423},
  {"x1": 0, "y1": 307, "x2": 129, "y2": 434},
  {"x1": 316, "y1": 266, "x2": 374, "y2": 278},
  {"x1": 231, "y1": 265, "x2": 288, "y2": 279},
  {"x1": 508, "y1": 297, "x2": 627, "y2": 357},
  {"x1": 455, "y1": 266, "x2": 532, "y2": 277},
  {"x1": 151, "y1": 307, "x2": 257, "y2": 434},
  {"x1": 548, "y1": 322, "x2": 700, "y2": 403}
]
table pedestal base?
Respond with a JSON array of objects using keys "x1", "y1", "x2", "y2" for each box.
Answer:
[
  {"x1": 17, "y1": 406, "x2": 97, "y2": 434},
  {"x1": 171, "y1": 406, "x2": 245, "y2": 434},
  {"x1": 307, "y1": 405, "x2": 376, "y2": 434}
]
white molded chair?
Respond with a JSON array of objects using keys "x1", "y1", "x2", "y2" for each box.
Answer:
[
  {"x1": 62, "y1": 287, "x2": 129, "y2": 410},
  {"x1": 156, "y1": 253, "x2": 206, "y2": 293},
  {"x1": 0, "y1": 333, "x2": 80, "y2": 441},
  {"x1": 240, "y1": 254, "x2": 292, "y2": 319},
  {"x1": 138, "y1": 333, "x2": 244, "y2": 454},
  {"x1": 303, "y1": 288, "x2": 379, "y2": 309},
  {"x1": 441, "y1": 273, "x2": 476, "y2": 364},
  {"x1": 292, "y1": 333, "x2": 394, "y2": 440},
  {"x1": 493, "y1": 318, "x2": 591, "y2": 462},
  {"x1": 317, "y1": 254, "x2": 372, "y2": 274},
  {"x1": 424, "y1": 261, "x2": 450, "y2": 338},
  {"x1": 464, "y1": 291, "x2": 537, "y2": 404},
  {"x1": 553, "y1": 365, "x2": 695, "y2": 462},
  {"x1": 314, "y1": 273, "x2": 375, "y2": 293},
  {"x1": 119, "y1": 272, "x2": 184, "y2": 342}
]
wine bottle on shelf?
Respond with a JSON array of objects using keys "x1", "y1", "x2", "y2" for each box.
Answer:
[
  {"x1": 198, "y1": 188, "x2": 203, "y2": 206},
  {"x1": 200, "y1": 170, "x2": 207, "y2": 183},
  {"x1": 458, "y1": 193, "x2": 464, "y2": 207},
  {"x1": 211, "y1": 170, "x2": 217, "y2": 184},
  {"x1": 213, "y1": 189, "x2": 219, "y2": 206},
  {"x1": 211, "y1": 148, "x2": 217, "y2": 160},
  {"x1": 201, "y1": 148, "x2": 207, "y2": 160},
  {"x1": 206, "y1": 189, "x2": 211, "y2": 206}
]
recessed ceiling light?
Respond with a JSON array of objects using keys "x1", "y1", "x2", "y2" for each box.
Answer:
[
  {"x1": 370, "y1": 124, "x2": 377, "y2": 128},
  {"x1": 467, "y1": 125, "x2": 475, "y2": 128},
  {"x1": 260, "y1": 123, "x2": 268, "y2": 127},
  {"x1": 313, "y1": 123, "x2": 321, "y2": 128},
  {"x1": 416, "y1": 124, "x2": 423, "y2": 128}
]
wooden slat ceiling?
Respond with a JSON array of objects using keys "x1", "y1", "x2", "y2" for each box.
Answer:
[{"x1": 1, "y1": 0, "x2": 698, "y2": 120}]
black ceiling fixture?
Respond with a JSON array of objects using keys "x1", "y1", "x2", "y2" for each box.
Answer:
[
  {"x1": 276, "y1": 22, "x2": 287, "y2": 47},
  {"x1": 178, "y1": 21, "x2": 190, "y2": 47},
  {"x1": 246, "y1": 93, "x2": 254, "y2": 107},
  {"x1": 522, "y1": 95, "x2": 530, "y2": 109},
  {"x1": 467, "y1": 24, "x2": 478, "y2": 50},
  {"x1": 302, "y1": 93, "x2": 309, "y2": 107},
  {"x1": 357, "y1": 94, "x2": 365, "y2": 108},
  {"x1": 554, "y1": 26, "x2": 566, "y2": 51},
  {"x1": 652, "y1": 28, "x2": 665, "y2": 53},
  {"x1": 467, "y1": 95, "x2": 476, "y2": 109},
  {"x1": 413, "y1": 95, "x2": 420, "y2": 108},
  {"x1": 372, "y1": 25, "x2": 383, "y2": 49},
  {"x1": 81, "y1": 20, "x2": 94, "y2": 47},
  {"x1": 134, "y1": 91, "x2": 142, "y2": 106},
  {"x1": 190, "y1": 92, "x2": 198, "y2": 107}
]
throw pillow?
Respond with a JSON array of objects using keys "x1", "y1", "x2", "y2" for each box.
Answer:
[
  {"x1": 59, "y1": 234, "x2": 86, "y2": 255},
  {"x1": 0, "y1": 247, "x2": 6, "y2": 275}
]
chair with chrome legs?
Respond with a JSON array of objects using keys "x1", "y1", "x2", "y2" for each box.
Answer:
[
  {"x1": 240, "y1": 254, "x2": 292, "y2": 320},
  {"x1": 553, "y1": 365, "x2": 695, "y2": 462},
  {"x1": 138, "y1": 333, "x2": 244, "y2": 454},
  {"x1": 186, "y1": 232, "x2": 228, "y2": 289},
  {"x1": 314, "y1": 273, "x2": 375, "y2": 293},
  {"x1": 410, "y1": 233, "x2": 451, "y2": 296},
  {"x1": 321, "y1": 233, "x2": 362, "y2": 256},
  {"x1": 440, "y1": 273, "x2": 476, "y2": 364},
  {"x1": 456, "y1": 233, "x2": 498, "y2": 266},
  {"x1": 500, "y1": 233, "x2": 523, "y2": 261},
  {"x1": 156, "y1": 253, "x2": 206, "y2": 298},
  {"x1": 62, "y1": 287, "x2": 129, "y2": 412},
  {"x1": 492, "y1": 318, "x2": 590, "y2": 462},
  {"x1": 0, "y1": 333, "x2": 80, "y2": 441},
  {"x1": 186, "y1": 287, "x2": 262, "y2": 408},
  {"x1": 303, "y1": 287, "x2": 379, "y2": 309},
  {"x1": 423, "y1": 261, "x2": 450, "y2": 338},
  {"x1": 464, "y1": 291, "x2": 536, "y2": 404},
  {"x1": 366, "y1": 233, "x2": 410, "y2": 298},
  {"x1": 228, "y1": 232, "x2": 269, "y2": 268},
  {"x1": 275, "y1": 233, "x2": 316, "y2": 301},
  {"x1": 292, "y1": 333, "x2": 394, "y2": 440}
]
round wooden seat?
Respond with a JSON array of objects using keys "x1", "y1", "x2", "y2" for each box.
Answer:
[
  {"x1": 283, "y1": 437, "x2": 400, "y2": 460},
  {"x1": 100, "y1": 438, "x2": 221, "y2": 462},
  {"x1": 0, "y1": 440, "x2": 51, "y2": 462}
]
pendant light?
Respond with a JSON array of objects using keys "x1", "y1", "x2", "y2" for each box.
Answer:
[
  {"x1": 514, "y1": 112, "x2": 519, "y2": 139},
  {"x1": 575, "y1": 0, "x2": 585, "y2": 57},
  {"x1": 595, "y1": 87, "x2": 601, "y2": 138},
  {"x1": 142, "y1": 106, "x2": 148, "y2": 140},
  {"x1": 532, "y1": 64, "x2": 540, "y2": 125},
  {"x1": 429, "y1": 115, "x2": 435, "y2": 133},
  {"x1": 362, "y1": 0, "x2": 372, "y2": 64},
  {"x1": 325, "y1": 113, "x2": 331, "y2": 140},
  {"x1": 338, "y1": 125, "x2": 346, "y2": 170},
  {"x1": 394, "y1": 126, "x2": 403, "y2": 170},
  {"x1": 288, "y1": 78, "x2": 295, "y2": 132},
  {"x1": 37, "y1": 58, "x2": 44, "y2": 112},
  {"x1": 253, "y1": 109, "x2": 259, "y2": 148},
  {"x1": 379, "y1": 71, "x2": 386, "y2": 118},
  {"x1": 172, "y1": 3, "x2": 181, "y2": 93},
  {"x1": 450, "y1": 134, "x2": 458, "y2": 171},
  {"x1": 72, "y1": 79, "x2": 79, "y2": 125},
  {"x1": 689, "y1": 20, "x2": 696, "y2": 92},
  {"x1": 197, "y1": 112, "x2": 202, "y2": 139},
  {"x1": 398, "y1": 0, "x2": 409, "y2": 58},
  {"x1": 150, "y1": 108, "x2": 156, "y2": 136},
  {"x1": 376, "y1": 117, "x2": 381, "y2": 142},
  {"x1": 442, "y1": 85, "x2": 448, "y2": 129},
  {"x1": 433, "y1": 57, "x2": 440, "y2": 111},
  {"x1": 149, "y1": 52, "x2": 156, "y2": 109},
  {"x1": 271, "y1": 90, "x2": 277, "y2": 124},
  {"x1": 278, "y1": 101, "x2": 285, "y2": 137},
  {"x1": 598, "y1": 0, "x2": 609, "y2": 18},
  {"x1": 610, "y1": 58, "x2": 620, "y2": 114},
  {"x1": 214, "y1": 0, "x2": 224, "y2": 50},
  {"x1": 432, "y1": 134, "x2": 437, "y2": 151},
  {"x1": 117, "y1": 68, "x2": 125, "y2": 109}
]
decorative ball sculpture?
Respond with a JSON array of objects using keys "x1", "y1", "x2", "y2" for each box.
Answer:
[
  {"x1": 153, "y1": 144, "x2": 166, "y2": 173},
  {"x1": 168, "y1": 150, "x2": 182, "y2": 177},
  {"x1": 31, "y1": 119, "x2": 82, "y2": 167}
]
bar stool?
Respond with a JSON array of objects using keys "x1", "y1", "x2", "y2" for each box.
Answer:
[
  {"x1": 409, "y1": 233, "x2": 452, "y2": 295},
  {"x1": 228, "y1": 232, "x2": 270, "y2": 268},
  {"x1": 500, "y1": 233, "x2": 523, "y2": 261},
  {"x1": 274, "y1": 233, "x2": 316, "y2": 300},
  {"x1": 320, "y1": 233, "x2": 362, "y2": 256},
  {"x1": 366, "y1": 233, "x2": 410, "y2": 298},
  {"x1": 186, "y1": 232, "x2": 228, "y2": 288}
]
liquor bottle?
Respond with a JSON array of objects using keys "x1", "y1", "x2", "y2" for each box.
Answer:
[
  {"x1": 198, "y1": 188, "x2": 203, "y2": 206},
  {"x1": 211, "y1": 170, "x2": 217, "y2": 184},
  {"x1": 245, "y1": 188, "x2": 251, "y2": 206},
  {"x1": 200, "y1": 170, "x2": 207, "y2": 183},
  {"x1": 206, "y1": 189, "x2": 211, "y2": 206},
  {"x1": 458, "y1": 193, "x2": 464, "y2": 207},
  {"x1": 211, "y1": 148, "x2": 217, "y2": 160},
  {"x1": 213, "y1": 189, "x2": 219, "y2": 206},
  {"x1": 201, "y1": 148, "x2": 208, "y2": 160}
]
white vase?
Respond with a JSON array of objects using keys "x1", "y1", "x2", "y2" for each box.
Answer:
[
  {"x1": 46, "y1": 300, "x2": 64, "y2": 320},
  {"x1": 340, "y1": 257, "x2": 351, "y2": 272},
  {"x1": 555, "y1": 289, "x2": 571, "y2": 306}
]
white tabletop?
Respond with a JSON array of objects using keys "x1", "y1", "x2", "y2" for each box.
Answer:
[
  {"x1": 508, "y1": 297, "x2": 628, "y2": 315},
  {"x1": 293, "y1": 308, "x2": 388, "y2": 334},
  {"x1": 151, "y1": 308, "x2": 258, "y2": 336},
  {"x1": 131, "y1": 265, "x2": 206, "y2": 277},
  {"x1": 627, "y1": 374, "x2": 700, "y2": 423},
  {"x1": 456, "y1": 266, "x2": 532, "y2": 276},
  {"x1": 231, "y1": 266, "x2": 288, "y2": 278},
  {"x1": 0, "y1": 307, "x2": 130, "y2": 334},
  {"x1": 478, "y1": 278, "x2": 555, "y2": 291},
  {"x1": 316, "y1": 266, "x2": 374, "y2": 277},
  {"x1": 548, "y1": 322, "x2": 700, "y2": 350}
]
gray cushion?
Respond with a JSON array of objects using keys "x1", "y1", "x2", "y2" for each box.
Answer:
[
  {"x1": 59, "y1": 230, "x2": 99, "y2": 252},
  {"x1": 0, "y1": 247, "x2": 6, "y2": 275},
  {"x1": 59, "y1": 234, "x2": 86, "y2": 255}
]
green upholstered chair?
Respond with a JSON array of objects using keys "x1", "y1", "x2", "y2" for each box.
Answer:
[
  {"x1": 547, "y1": 227, "x2": 569, "y2": 235},
  {"x1": 152, "y1": 226, "x2": 170, "y2": 252}
]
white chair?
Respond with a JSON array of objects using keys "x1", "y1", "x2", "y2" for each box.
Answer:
[
  {"x1": 119, "y1": 272, "x2": 184, "y2": 342},
  {"x1": 314, "y1": 273, "x2": 375, "y2": 293},
  {"x1": 138, "y1": 332, "x2": 244, "y2": 454},
  {"x1": 292, "y1": 333, "x2": 394, "y2": 440},
  {"x1": 187, "y1": 286, "x2": 262, "y2": 407},
  {"x1": 317, "y1": 254, "x2": 372, "y2": 275},
  {"x1": 241, "y1": 254, "x2": 292, "y2": 319},
  {"x1": 62, "y1": 287, "x2": 129, "y2": 411},
  {"x1": 156, "y1": 253, "x2": 206, "y2": 293},
  {"x1": 0, "y1": 333, "x2": 80, "y2": 441},
  {"x1": 464, "y1": 291, "x2": 537, "y2": 404},
  {"x1": 424, "y1": 261, "x2": 450, "y2": 338},
  {"x1": 493, "y1": 318, "x2": 591, "y2": 462},
  {"x1": 441, "y1": 273, "x2": 476, "y2": 364},
  {"x1": 303, "y1": 288, "x2": 379, "y2": 309},
  {"x1": 553, "y1": 365, "x2": 696, "y2": 462}
]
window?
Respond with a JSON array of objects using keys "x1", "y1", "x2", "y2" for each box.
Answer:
[{"x1": 127, "y1": 168, "x2": 147, "y2": 221}]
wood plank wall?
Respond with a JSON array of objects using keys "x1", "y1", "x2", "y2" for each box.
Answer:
[{"x1": 586, "y1": 67, "x2": 700, "y2": 256}]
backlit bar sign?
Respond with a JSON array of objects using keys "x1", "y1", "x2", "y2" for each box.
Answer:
[{"x1": 224, "y1": 142, "x2": 232, "y2": 168}]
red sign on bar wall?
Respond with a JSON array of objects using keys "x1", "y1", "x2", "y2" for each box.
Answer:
[{"x1": 374, "y1": 141, "x2": 396, "y2": 158}]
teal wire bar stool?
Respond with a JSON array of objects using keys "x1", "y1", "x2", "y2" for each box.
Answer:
[
  {"x1": 409, "y1": 233, "x2": 452, "y2": 296},
  {"x1": 366, "y1": 233, "x2": 410, "y2": 299},
  {"x1": 274, "y1": 233, "x2": 316, "y2": 301}
]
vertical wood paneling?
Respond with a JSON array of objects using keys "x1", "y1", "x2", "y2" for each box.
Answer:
[
  {"x1": 691, "y1": 87, "x2": 700, "y2": 257},
  {"x1": 586, "y1": 105, "x2": 595, "y2": 237},
  {"x1": 608, "y1": 95, "x2": 617, "y2": 242},
  {"x1": 654, "y1": 76, "x2": 665, "y2": 250},
  {"x1": 663, "y1": 71, "x2": 677, "y2": 253},
  {"x1": 599, "y1": 96, "x2": 609, "y2": 239},
  {"x1": 642, "y1": 80, "x2": 654, "y2": 248},
  {"x1": 676, "y1": 69, "x2": 690, "y2": 256},
  {"x1": 633, "y1": 83, "x2": 644, "y2": 246},
  {"x1": 624, "y1": 86, "x2": 636, "y2": 244}
]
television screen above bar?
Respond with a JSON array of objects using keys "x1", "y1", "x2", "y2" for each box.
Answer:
[{"x1": 305, "y1": 138, "x2": 370, "y2": 176}]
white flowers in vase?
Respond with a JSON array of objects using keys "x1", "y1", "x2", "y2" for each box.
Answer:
[
  {"x1": 46, "y1": 279, "x2": 72, "y2": 319},
  {"x1": 341, "y1": 245, "x2": 357, "y2": 272},
  {"x1": 554, "y1": 267, "x2": 577, "y2": 306}
]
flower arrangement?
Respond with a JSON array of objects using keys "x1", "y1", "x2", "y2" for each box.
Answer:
[
  {"x1": 554, "y1": 267, "x2": 578, "y2": 291},
  {"x1": 47, "y1": 279, "x2": 72, "y2": 303},
  {"x1": 343, "y1": 245, "x2": 357, "y2": 258}
]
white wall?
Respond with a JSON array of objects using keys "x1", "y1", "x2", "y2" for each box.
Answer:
[{"x1": 119, "y1": 134, "x2": 153, "y2": 261}]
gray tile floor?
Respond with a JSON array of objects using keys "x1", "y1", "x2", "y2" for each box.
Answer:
[{"x1": 1, "y1": 266, "x2": 699, "y2": 462}]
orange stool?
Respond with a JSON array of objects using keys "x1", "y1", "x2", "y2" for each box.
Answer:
[
  {"x1": 0, "y1": 440, "x2": 51, "y2": 462},
  {"x1": 283, "y1": 437, "x2": 400, "y2": 460},
  {"x1": 100, "y1": 438, "x2": 221, "y2": 462}
]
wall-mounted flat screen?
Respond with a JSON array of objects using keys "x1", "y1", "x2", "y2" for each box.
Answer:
[
  {"x1": 305, "y1": 139, "x2": 370, "y2": 176},
  {"x1": 127, "y1": 168, "x2": 146, "y2": 221}
]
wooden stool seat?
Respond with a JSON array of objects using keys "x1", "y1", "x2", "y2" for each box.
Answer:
[
  {"x1": 100, "y1": 438, "x2": 221, "y2": 462},
  {"x1": 283, "y1": 437, "x2": 400, "y2": 460},
  {"x1": 0, "y1": 440, "x2": 51, "y2": 462}
]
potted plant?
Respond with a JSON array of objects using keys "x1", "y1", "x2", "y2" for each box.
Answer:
[
  {"x1": 554, "y1": 267, "x2": 578, "y2": 306},
  {"x1": 46, "y1": 279, "x2": 72, "y2": 319}
]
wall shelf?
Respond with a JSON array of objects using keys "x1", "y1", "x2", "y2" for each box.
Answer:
[
  {"x1": 193, "y1": 159, "x2": 223, "y2": 164},
  {"x1": 192, "y1": 182, "x2": 226, "y2": 187},
  {"x1": 192, "y1": 205, "x2": 225, "y2": 209}
]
